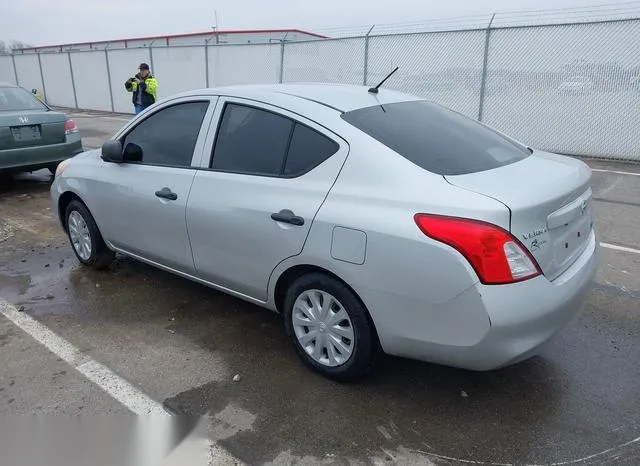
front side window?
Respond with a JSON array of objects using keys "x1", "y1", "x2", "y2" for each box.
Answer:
[
  {"x1": 0, "y1": 86, "x2": 47, "y2": 111},
  {"x1": 122, "y1": 101, "x2": 209, "y2": 167},
  {"x1": 211, "y1": 103, "x2": 340, "y2": 177}
]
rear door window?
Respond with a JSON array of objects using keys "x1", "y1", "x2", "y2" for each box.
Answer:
[
  {"x1": 341, "y1": 100, "x2": 530, "y2": 176},
  {"x1": 212, "y1": 104, "x2": 292, "y2": 176},
  {"x1": 211, "y1": 103, "x2": 339, "y2": 177}
]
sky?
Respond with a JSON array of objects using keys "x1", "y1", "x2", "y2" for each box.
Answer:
[{"x1": 0, "y1": 0, "x2": 634, "y2": 46}]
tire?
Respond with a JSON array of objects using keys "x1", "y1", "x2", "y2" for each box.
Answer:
[
  {"x1": 0, "y1": 173, "x2": 16, "y2": 192},
  {"x1": 283, "y1": 273, "x2": 377, "y2": 382},
  {"x1": 48, "y1": 163, "x2": 59, "y2": 176},
  {"x1": 65, "y1": 200, "x2": 114, "y2": 270}
]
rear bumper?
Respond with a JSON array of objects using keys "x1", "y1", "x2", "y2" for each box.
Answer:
[
  {"x1": 375, "y1": 230, "x2": 598, "y2": 370},
  {"x1": 0, "y1": 135, "x2": 83, "y2": 172}
]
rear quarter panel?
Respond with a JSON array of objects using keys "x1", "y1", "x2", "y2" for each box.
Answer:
[{"x1": 268, "y1": 129, "x2": 511, "y2": 348}]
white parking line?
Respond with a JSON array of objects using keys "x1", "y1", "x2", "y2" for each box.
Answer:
[
  {"x1": 0, "y1": 298, "x2": 165, "y2": 415},
  {"x1": 592, "y1": 168, "x2": 640, "y2": 177},
  {"x1": 600, "y1": 242, "x2": 640, "y2": 255},
  {"x1": 0, "y1": 298, "x2": 242, "y2": 464}
]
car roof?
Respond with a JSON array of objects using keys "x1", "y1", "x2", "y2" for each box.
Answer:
[
  {"x1": 176, "y1": 83, "x2": 422, "y2": 113},
  {"x1": 0, "y1": 82, "x2": 17, "y2": 88}
]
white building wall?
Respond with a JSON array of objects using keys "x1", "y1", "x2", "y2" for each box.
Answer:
[
  {"x1": 0, "y1": 55, "x2": 17, "y2": 84},
  {"x1": 152, "y1": 47, "x2": 207, "y2": 95},
  {"x1": 40, "y1": 53, "x2": 75, "y2": 107}
]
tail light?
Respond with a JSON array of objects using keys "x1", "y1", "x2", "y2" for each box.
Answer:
[
  {"x1": 414, "y1": 214, "x2": 542, "y2": 285},
  {"x1": 65, "y1": 119, "x2": 78, "y2": 135}
]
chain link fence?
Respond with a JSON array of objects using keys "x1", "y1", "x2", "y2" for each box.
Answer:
[{"x1": 1, "y1": 17, "x2": 640, "y2": 161}]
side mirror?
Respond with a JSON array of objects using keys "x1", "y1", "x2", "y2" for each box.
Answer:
[
  {"x1": 101, "y1": 139, "x2": 124, "y2": 163},
  {"x1": 123, "y1": 142, "x2": 143, "y2": 162}
]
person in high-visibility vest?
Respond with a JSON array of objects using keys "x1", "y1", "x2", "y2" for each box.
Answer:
[{"x1": 124, "y1": 63, "x2": 158, "y2": 114}]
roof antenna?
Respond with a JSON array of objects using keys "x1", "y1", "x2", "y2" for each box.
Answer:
[{"x1": 368, "y1": 66, "x2": 399, "y2": 94}]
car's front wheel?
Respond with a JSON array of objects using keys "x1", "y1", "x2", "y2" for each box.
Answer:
[
  {"x1": 65, "y1": 200, "x2": 114, "y2": 269},
  {"x1": 283, "y1": 273, "x2": 378, "y2": 382}
]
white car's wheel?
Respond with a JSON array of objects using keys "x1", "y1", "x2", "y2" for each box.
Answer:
[
  {"x1": 283, "y1": 273, "x2": 378, "y2": 381},
  {"x1": 65, "y1": 200, "x2": 114, "y2": 270}
]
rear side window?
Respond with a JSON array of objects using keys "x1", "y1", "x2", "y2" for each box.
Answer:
[
  {"x1": 341, "y1": 100, "x2": 530, "y2": 176},
  {"x1": 211, "y1": 103, "x2": 339, "y2": 177},
  {"x1": 284, "y1": 123, "x2": 339, "y2": 176}
]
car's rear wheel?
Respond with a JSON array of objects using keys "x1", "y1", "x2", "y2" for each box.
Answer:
[
  {"x1": 283, "y1": 273, "x2": 377, "y2": 382},
  {"x1": 65, "y1": 200, "x2": 114, "y2": 270}
]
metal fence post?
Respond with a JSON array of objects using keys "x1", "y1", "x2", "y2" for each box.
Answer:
[
  {"x1": 204, "y1": 41, "x2": 210, "y2": 87},
  {"x1": 477, "y1": 14, "x2": 496, "y2": 122},
  {"x1": 11, "y1": 54, "x2": 19, "y2": 86},
  {"x1": 67, "y1": 52, "x2": 79, "y2": 109},
  {"x1": 36, "y1": 52, "x2": 47, "y2": 100},
  {"x1": 363, "y1": 25, "x2": 375, "y2": 86},
  {"x1": 104, "y1": 48, "x2": 115, "y2": 112},
  {"x1": 148, "y1": 42, "x2": 155, "y2": 72},
  {"x1": 279, "y1": 41, "x2": 285, "y2": 83},
  {"x1": 279, "y1": 32, "x2": 289, "y2": 84}
]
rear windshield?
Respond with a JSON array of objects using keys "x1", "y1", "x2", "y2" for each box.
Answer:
[
  {"x1": 0, "y1": 86, "x2": 47, "y2": 112},
  {"x1": 341, "y1": 100, "x2": 530, "y2": 176}
]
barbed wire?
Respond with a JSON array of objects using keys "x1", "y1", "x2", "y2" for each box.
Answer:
[
  {"x1": 313, "y1": 1, "x2": 640, "y2": 38},
  {"x1": 9, "y1": 1, "x2": 640, "y2": 52}
]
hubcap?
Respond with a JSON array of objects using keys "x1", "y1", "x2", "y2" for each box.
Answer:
[
  {"x1": 68, "y1": 210, "x2": 92, "y2": 261},
  {"x1": 292, "y1": 289, "x2": 355, "y2": 367}
]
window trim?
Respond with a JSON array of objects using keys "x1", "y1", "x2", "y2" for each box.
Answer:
[
  {"x1": 115, "y1": 98, "x2": 214, "y2": 170},
  {"x1": 208, "y1": 101, "x2": 340, "y2": 179}
]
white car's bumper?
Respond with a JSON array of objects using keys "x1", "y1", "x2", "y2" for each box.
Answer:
[{"x1": 371, "y1": 230, "x2": 598, "y2": 370}]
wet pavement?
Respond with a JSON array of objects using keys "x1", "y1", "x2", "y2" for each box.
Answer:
[{"x1": 0, "y1": 131, "x2": 639, "y2": 465}]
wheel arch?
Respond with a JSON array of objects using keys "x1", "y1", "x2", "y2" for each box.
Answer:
[
  {"x1": 58, "y1": 191, "x2": 85, "y2": 232},
  {"x1": 272, "y1": 263, "x2": 382, "y2": 349}
]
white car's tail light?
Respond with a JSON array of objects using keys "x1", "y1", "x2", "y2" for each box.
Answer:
[
  {"x1": 414, "y1": 214, "x2": 542, "y2": 285},
  {"x1": 503, "y1": 241, "x2": 539, "y2": 280}
]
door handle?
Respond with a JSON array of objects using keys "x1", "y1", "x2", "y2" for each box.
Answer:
[
  {"x1": 271, "y1": 209, "x2": 305, "y2": 226},
  {"x1": 155, "y1": 187, "x2": 178, "y2": 201}
]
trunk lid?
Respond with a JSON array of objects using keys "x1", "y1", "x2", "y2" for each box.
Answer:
[
  {"x1": 0, "y1": 110, "x2": 67, "y2": 150},
  {"x1": 445, "y1": 152, "x2": 594, "y2": 281}
]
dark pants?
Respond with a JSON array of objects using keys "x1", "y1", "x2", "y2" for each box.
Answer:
[{"x1": 134, "y1": 104, "x2": 146, "y2": 115}]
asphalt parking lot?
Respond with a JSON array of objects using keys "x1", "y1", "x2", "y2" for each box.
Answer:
[{"x1": 1, "y1": 112, "x2": 639, "y2": 465}]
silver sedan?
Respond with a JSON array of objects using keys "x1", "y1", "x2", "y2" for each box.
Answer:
[{"x1": 51, "y1": 83, "x2": 598, "y2": 381}]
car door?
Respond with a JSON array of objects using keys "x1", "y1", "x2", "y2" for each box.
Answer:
[
  {"x1": 186, "y1": 98, "x2": 349, "y2": 301},
  {"x1": 93, "y1": 97, "x2": 216, "y2": 273}
]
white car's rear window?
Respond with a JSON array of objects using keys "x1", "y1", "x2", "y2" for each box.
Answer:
[{"x1": 341, "y1": 100, "x2": 531, "y2": 176}]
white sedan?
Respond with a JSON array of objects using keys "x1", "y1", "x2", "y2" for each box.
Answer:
[{"x1": 51, "y1": 83, "x2": 598, "y2": 381}]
